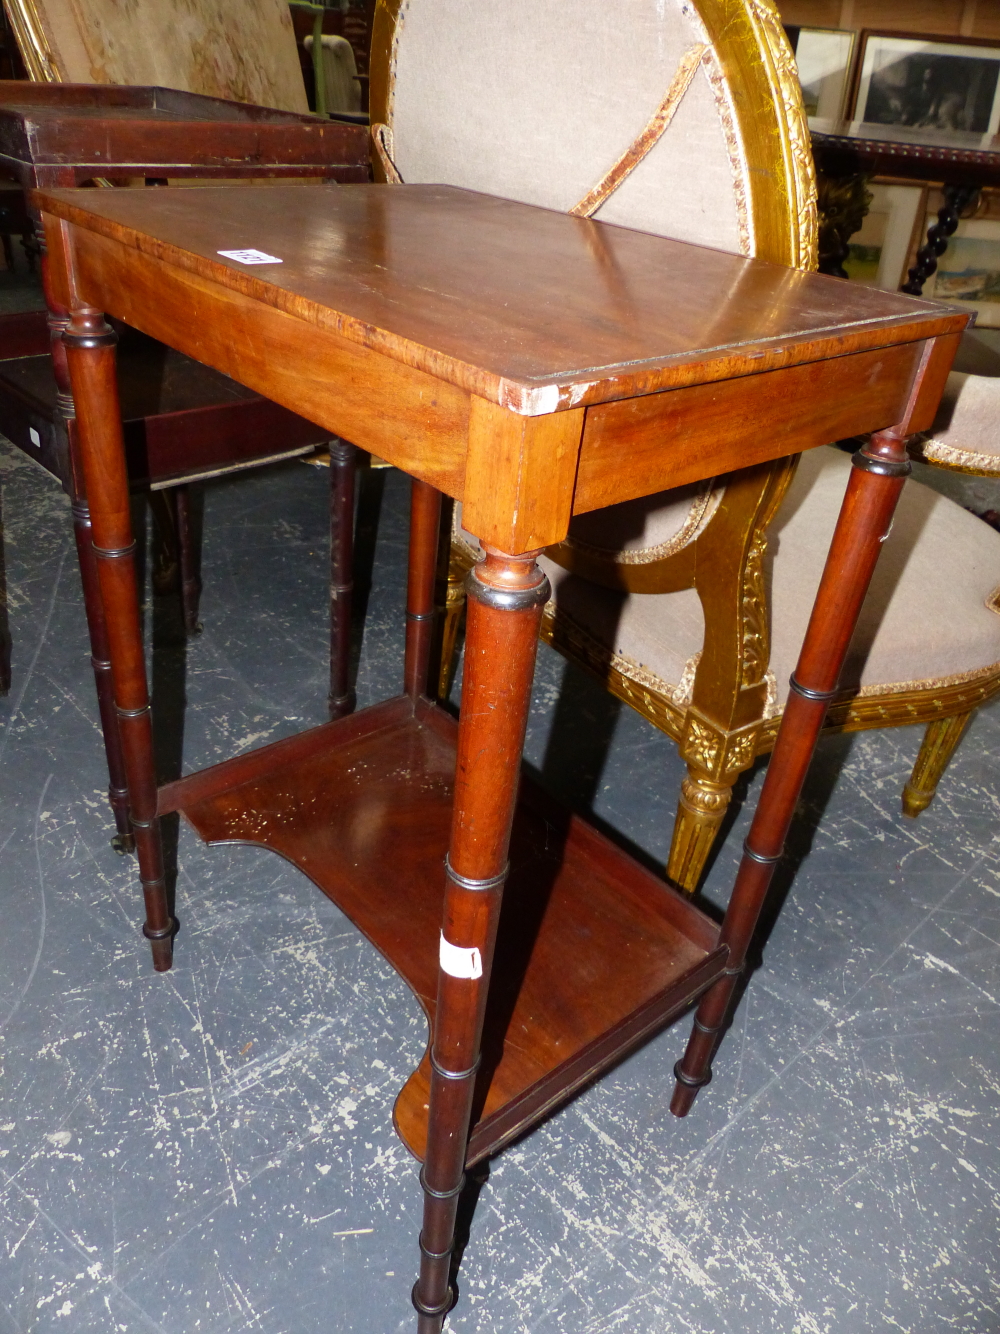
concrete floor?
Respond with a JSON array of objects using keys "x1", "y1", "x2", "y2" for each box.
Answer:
[{"x1": 0, "y1": 435, "x2": 999, "y2": 1334}]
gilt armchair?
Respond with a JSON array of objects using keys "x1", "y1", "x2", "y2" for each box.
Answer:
[{"x1": 371, "y1": 0, "x2": 1000, "y2": 895}]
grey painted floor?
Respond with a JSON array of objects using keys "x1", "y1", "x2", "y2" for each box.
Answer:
[{"x1": 0, "y1": 436, "x2": 999, "y2": 1334}]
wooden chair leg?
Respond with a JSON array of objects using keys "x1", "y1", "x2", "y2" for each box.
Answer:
[
  {"x1": 667, "y1": 768, "x2": 735, "y2": 894},
  {"x1": 671, "y1": 431, "x2": 912, "y2": 1116},
  {"x1": 174, "y1": 485, "x2": 203, "y2": 637},
  {"x1": 902, "y1": 711, "x2": 973, "y2": 818},
  {"x1": 413, "y1": 545, "x2": 548, "y2": 1333},
  {"x1": 436, "y1": 546, "x2": 468, "y2": 700},
  {"x1": 64, "y1": 308, "x2": 175, "y2": 970},
  {"x1": 329, "y1": 439, "x2": 357, "y2": 718},
  {"x1": 149, "y1": 489, "x2": 179, "y2": 597},
  {"x1": 0, "y1": 482, "x2": 10, "y2": 697}
]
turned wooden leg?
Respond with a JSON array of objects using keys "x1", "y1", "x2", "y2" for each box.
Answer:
[
  {"x1": 902, "y1": 711, "x2": 972, "y2": 818},
  {"x1": 671, "y1": 431, "x2": 913, "y2": 1116},
  {"x1": 667, "y1": 769, "x2": 734, "y2": 894},
  {"x1": 174, "y1": 485, "x2": 202, "y2": 637},
  {"x1": 404, "y1": 478, "x2": 442, "y2": 702},
  {"x1": 39, "y1": 231, "x2": 135, "y2": 850},
  {"x1": 70, "y1": 489, "x2": 135, "y2": 853},
  {"x1": 412, "y1": 545, "x2": 548, "y2": 1332},
  {"x1": 63, "y1": 308, "x2": 175, "y2": 970},
  {"x1": 437, "y1": 547, "x2": 468, "y2": 700},
  {"x1": 902, "y1": 185, "x2": 979, "y2": 297},
  {"x1": 329, "y1": 439, "x2": 356, "y2": 719}
]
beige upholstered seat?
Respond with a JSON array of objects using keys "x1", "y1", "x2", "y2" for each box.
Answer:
[
  {"x1": 523, "y1": 448, "x2": 1000, "y2": 709},
  {"x1": 372, "y1": 0, "x2": 996, "y2": 893},
  {"x1": 916, "y1": 371, "x2": 1000, "y2": 475}
]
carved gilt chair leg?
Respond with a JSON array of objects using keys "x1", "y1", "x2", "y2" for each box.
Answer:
[
  {"x1": 671, "y1": 430, "x2": 912, "y2": 1116},
  {"x1": 437, "y1": 547, "x2": 469, "y2": 699},
  {"x1": 902, "y1": 710, "x2": 973, "y2": 818},
  {"x1": 667, "y1": 769, "x2": 736, "y2": 894}
]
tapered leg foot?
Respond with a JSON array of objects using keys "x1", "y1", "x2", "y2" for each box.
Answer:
[
  {"x1": 144, "y1": 923, "x2": 175, "y2": 972},
  {"x1": 670, "y1": 969, "x2": 740, "y2": 1116},
  {"x1": 667, "y1": 770, "x2": 734, "y2": 894},
  {"x1": 902, "y1": 711, "x2": 972, "y2": 818}
]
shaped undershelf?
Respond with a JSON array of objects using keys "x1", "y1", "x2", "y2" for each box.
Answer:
[{"x1": 158, "y1": 695, "x2": 726, "y2": 1165}]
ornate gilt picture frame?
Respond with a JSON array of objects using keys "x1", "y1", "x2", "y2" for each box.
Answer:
[{"x1": 1, "y1": 0, "x2": 308, "y2": 111}]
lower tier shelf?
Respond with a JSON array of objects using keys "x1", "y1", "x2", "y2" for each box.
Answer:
[{"x1": 158, "y1": 695, "x2": 727, "y2": 1164}]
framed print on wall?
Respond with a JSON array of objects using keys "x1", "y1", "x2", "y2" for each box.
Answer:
[
  {"x1": 922, "y1": 214, "x2": 1000, "y2": 328},
  {"x1": 849, "y1": 31, "x2": 1000, "y2": 143},
  {"x1": 842, "y1": 183, "x2": 927, "y2": 290},
  {"x1": 785, "y1": 25, "x2": 857, "y2": 126}
]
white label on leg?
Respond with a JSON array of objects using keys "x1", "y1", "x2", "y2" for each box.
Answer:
[{"x1": 439, "y1": 933, "x2": 482, "y2": 980}]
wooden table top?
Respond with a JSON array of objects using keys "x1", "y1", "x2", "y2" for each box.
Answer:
[
  {"x1": 0, "y1": 83, "x2": 367, "y2": 174},
  {"x1": 35, "y1": 182, "x2": 963, "y2": 416}
]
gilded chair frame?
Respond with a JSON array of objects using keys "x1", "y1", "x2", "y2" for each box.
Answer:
[{"x1": 370, "y1": 0, "x2": 998, "y2": 892}]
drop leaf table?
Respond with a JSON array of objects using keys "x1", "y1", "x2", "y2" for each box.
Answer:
[{"x1": 34, "y1": 181, "x2": 967, "y2": 1332}]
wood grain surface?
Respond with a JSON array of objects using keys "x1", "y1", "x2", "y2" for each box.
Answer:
[
  {"x1": 35, "y1": 183, "x2": 967, "y2": 415},
  {"x1": 161, "y1": 696, "x2": 724, "y2": 1166}
]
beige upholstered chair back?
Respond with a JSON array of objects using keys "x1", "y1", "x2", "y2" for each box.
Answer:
[
  {"x1": 4, "y1": 0, "x2": 308, "y2": 113},
  {"x1": 371, "y1": 0, "x2": 817, "y2": 560},
  {"x1": 371, "y1": 0, "x2": 816, "y2": 270}
]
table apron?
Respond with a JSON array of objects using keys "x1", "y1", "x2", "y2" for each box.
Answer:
[
  {"x1": 575, "y1": 339, "x2": 928, "y2": 513},
  {"x1": 51, "y1": 219, "x2": 948, "y2": 526},
  {"x1": 54, "y1": 220, "x2": 471, "y2": 498}
]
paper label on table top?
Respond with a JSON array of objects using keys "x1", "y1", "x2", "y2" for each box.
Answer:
[
  {"x1": 439, "y1": 933, "x2": 483, "y2": 980},
  {"x1": 217, "y1": 249, "x2": 283, "y2": 265}
]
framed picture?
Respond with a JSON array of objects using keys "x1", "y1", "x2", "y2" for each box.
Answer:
[
  {"x1": 785, "y1": 25, "x2": 857, "y2": 125},
  {"x1": 849, "y1": 31, "x2": 1000, "y2": 142},
  {"x1": 842, "y1": 183, "x2": 927, "y2": 290},
  {"x1": 922, "y1": 215, "x2": 1000, "y2": 328},
  {"x1": 2, "y1": 0, "x2": 308, "y2": 112}
]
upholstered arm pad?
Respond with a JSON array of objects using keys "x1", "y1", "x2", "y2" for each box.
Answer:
[{"x1": 918, "y1": 371, "x2": 1000, "y2": 475}]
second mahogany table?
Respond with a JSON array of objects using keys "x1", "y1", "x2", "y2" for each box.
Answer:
[
  {"x1": 34, "y1": 181, "x2": 967, "y2": 1332},
  {"x1": 0, "y1": 82, "x2": 368, "y2": 838}
]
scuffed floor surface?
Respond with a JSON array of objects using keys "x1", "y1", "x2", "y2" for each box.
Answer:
[{"x1": 0, "y1": 436, "x2": 998, "y2": 1333}]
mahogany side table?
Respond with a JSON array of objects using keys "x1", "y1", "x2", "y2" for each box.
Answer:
[
  {"x1": 35, "y1": 181, "x2": 967, "y2": 1332},
  {"x1": 0, "y1": 82, "x2": 367, "y2": 844}
]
